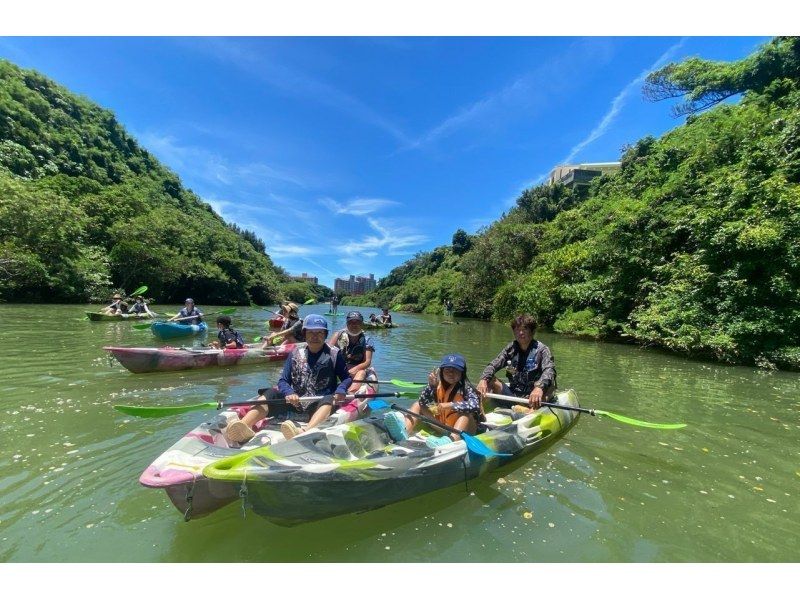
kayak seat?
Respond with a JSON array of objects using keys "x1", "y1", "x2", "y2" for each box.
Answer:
[{"x1": 483, "y1": 411, "x2": 515, "y2": 429}]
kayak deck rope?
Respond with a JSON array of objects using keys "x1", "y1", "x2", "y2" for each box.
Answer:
[
  {"x1": 183, "y1": 477, "x2": 196, "y2": 522},
  {"x1": 239, "y1": 470, "x2": 248, "y2": 519}
]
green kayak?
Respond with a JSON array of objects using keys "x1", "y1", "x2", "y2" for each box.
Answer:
[
  {"x1": 203, "y1": 389, "x2": 579, "y2": 525},
  {"x1": 86, "y1": 311, "x2": 153, "y2": 322}
]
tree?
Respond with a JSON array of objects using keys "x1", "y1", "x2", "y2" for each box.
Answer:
[
  {"x1": 643, "y1": 36, "x2": 800, "y2": 116},
  {"x1": 452, "y1": 229, "x2": 473, "y2": 255}
]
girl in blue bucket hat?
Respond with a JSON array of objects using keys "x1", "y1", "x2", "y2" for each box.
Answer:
[{"x1": 384, "y1": 353, "x2": 482, "y2": 448}]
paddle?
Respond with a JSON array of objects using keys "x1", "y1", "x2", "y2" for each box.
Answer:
[
  {"x1": 367, "y1": 399, "x2": 511, "y2": 458},
  {"x1": 114, "y1": 391, "x2": 418, "y2": 418},
  {"x1": 383, "y1": 379, "x2": 426, "y2": 388},
  {"x1": 304, "y1": 298, "x2": 315, "y2": 305},
  {"x1": 132, "y1": 307, "x2": 237, "y2": 330},
  {"x1": 484, "y1": 392, "x2": 686, "y2": 430}
]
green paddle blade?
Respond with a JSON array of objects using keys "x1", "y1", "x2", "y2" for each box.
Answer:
[
  {"x1": 132, "y1": 322, "x2": 153, "y2": 330},
  {"x1": 304, "y1": 298, "x2": 315, "y2": 305},
  {"x1": 390, "y1": 379, "x2": 426, "y2": 388},
  {"x1": 114, "y1": 402, "x2": 218, "y2": 418},
  {"x1": 129, "y1": 285, "x2": 148, "y2": 296},
  {"x1": 595, "y1": 410, "x2": 686, "y2": 429}
]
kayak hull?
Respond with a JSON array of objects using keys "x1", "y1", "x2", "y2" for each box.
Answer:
[
  {"x1": 86, "y1": 311, "x2": 153, "y2": 322},
  {"x1": 151, "y1": 321, "x2": 208, "y2": 340},
  {"x1": 203, "y1": 389, "x2": 579, "y2": 525},
  {"x1": 105, "y1": 343, "x2": 297, "y2": 374},
  {"x1": 139, "y1": 374, "x2": 380, "y2": 519},
  {"x1": 362, "y1": 322, "x2": 397, "y2": 330}
]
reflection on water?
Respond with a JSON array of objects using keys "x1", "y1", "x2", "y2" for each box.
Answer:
[{"x1": 0, "y1": 304, "x2": 798, "y2": 562}]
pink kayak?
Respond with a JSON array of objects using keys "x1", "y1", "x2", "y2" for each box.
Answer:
[
  {"x1": 139, "y1": 372, "x2": 379, "y2": 520},
  {"x1": 105, "y1": 343, "x2": 300, "y2": 374}
]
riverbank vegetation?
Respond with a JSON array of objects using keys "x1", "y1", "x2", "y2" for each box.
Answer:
[
  {"x1": 350, "y1": 37, "x2": 800, "y2": 369},
  {"x1": 0, "y1": 59, "x2": 330, "y2": 306}
]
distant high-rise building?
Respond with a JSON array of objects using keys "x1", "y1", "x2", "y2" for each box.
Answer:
[
  {"x1": 334, "y1": 273, "x2": 376, "y2": 296},
  {"x1": 290, "y1": 272, "x2": 318, "y2": 285}
]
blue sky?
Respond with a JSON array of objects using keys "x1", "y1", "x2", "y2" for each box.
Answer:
[{"x1": 0, "y1": 36, "x2": 770, "y2": 288}]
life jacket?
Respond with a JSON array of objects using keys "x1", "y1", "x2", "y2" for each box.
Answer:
[
  {"x1": 433, "y1": 382, "x2": 466, "y2": 428},
  {"x1": 218, "y1": 327, "x2": 245, "y2": 349},
  {"x1": 506, "y1": 340, "x2": 546, "y2": 395},
  {"x1": 178, "y1": 307, "x2": 202, "y2": 325},
  {"x1": 289, "y1": 345, "x2": 342, "y2": 397},
  {"x1": 335, "y1": 329, "x2": 370, "y2": 366}
]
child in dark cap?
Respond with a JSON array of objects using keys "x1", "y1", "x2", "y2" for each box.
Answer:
[{"x1": 384, "y1": 353, "x2": 482, "y2": 448}]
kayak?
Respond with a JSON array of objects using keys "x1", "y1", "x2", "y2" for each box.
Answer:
[
  {"x1": 139, "y1": 373, "x2": 379, "y2": 520},
  {"x1": 86, "y1": 311, "x2": 153, "y2": 322},
  {"x1": 151, "y1": 321, "x2": 208, "y2": 340},
  {"x1": 105, "y1": 342, "x2": 300, "y2": 374},
  {"x1": 363, "y1": 322, "x2": 397, "y2": 330},
  {"x1": 201, "y1": 389, "x2": 579, "y2": 525}
]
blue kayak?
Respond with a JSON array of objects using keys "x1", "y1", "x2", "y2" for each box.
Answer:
[{"x1": 151, "y1": 321, "x2": 208, "y2": 340}]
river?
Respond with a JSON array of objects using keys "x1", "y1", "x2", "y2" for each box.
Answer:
[{"x1": 0, "y1": 304, "x2": 797, "y2": 562}]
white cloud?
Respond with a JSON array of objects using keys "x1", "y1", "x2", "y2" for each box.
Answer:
[
  {"x1": 319, "y1": 197, "x2": 399, "y2": 216},
  {"x1": 561, "y1": 38, "x2": 688, "y2": 165},
  {"x1": 402, "y1": 39, "x2": 614, "y2": 152},
  {"x1": 137, "y1": 131, "x2": 307, "y2": 190},
  {"x1": 185, "y1": 38, "x2": 411, "y2": 145},
  {"x1": 341, "y1": 217, "x2": 428, "y2": 256}
]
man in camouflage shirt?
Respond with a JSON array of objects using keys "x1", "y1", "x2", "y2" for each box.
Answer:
[{"x1": 476, "y1": 314, "x2": 556, "y2": 409}]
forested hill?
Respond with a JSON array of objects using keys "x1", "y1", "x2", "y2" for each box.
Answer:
[
  {"x1": 350, "y1": 37, "x2": 800, "y2": 369},
  {"x1": 0, "y1": 59, "x2": 298, "y2": 305}
]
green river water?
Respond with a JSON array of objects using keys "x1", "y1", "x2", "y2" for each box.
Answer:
[{"x1": 0, "y1": 304, "x2": 798, "y2": 562}]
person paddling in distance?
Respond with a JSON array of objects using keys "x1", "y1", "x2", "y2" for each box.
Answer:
[
  {"x1": 130, "y1": 295, "x2": 154, "y2": 317},
  {"x1": 378, "y1": 307, "x2": 392, "y2": 325},
  {"x1": 383, "y1": 354, "x2": 482, "y2": 448},
  {"x1": 224, "y1": 314, "x2": 352, "y2": 444},
  {"x1": 102, "y1": 293, "x2": 126, "y2": 315},
  {"x1": 476, "y1": 314, "x2": 556, "y2": 411},
  {"x1": 210, "y1": 315, "x2": 245, "y2": 349},
  {"x1": 262, "y1": 302, "x2": 303, "y2": 346},
  {"x1": 168, "y1": 298, "x2": 204, "y2": 326},
  {"x1": 328, "y1": 311, "x2": 376, "y2": 394}
]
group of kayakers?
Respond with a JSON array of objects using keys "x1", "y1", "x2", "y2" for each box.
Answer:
[
  {"x1": 368, "y1": 308, "x2": 392, "y2": 325},
  {"x1": 105, "y1": 292, "x2": 556, "y2": 450},
  {"x1": 101, "y1": 293, "x2": 155, "y2": 317},
  {"x1": 223, "y1": 310, "x2": 378, "y2": 443},
  {"x1": 216, "y1": 308, "x2": 555, "y2": 449}
]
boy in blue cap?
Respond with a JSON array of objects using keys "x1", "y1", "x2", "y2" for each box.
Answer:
[
  {"x1": 224, "y1": 314, "x2": 353, "y2": 443},
  {"x1": 384, "y1": 353, "x2": 482, "y2": 448}
]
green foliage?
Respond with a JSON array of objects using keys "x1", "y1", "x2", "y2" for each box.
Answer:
[
  {"x1": 0, "y1": 59, "x2": 284, "y2": 305},
  {"x1": 643, "y1": 36, "x2": 800, "y2": 116},
  {"x1": 451, "y1": 229, "x2": 473, "y2": 255}
]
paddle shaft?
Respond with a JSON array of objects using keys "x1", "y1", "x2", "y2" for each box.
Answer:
[
  {"x1": 484, "y1": 392, "x2": 594, "y2": 416},
  {"x1": 221, "y1": 391, "x2": 408, "y2": 410}
]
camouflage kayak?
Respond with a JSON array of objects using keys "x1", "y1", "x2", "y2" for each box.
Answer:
[
  {"x1": 139, "y1": 374, "x2": 379, "y2": 520},
  {"x1": 201, "y1": 389, "x2": 579, "y2": 525},
  {"x1": 105, "y1": 342, "x2": 299, "y2": 374},
  {"x1": 362, "y1": 322, "x2": 398, "y2": 330},
  {"x1": 86, "y1": 311, "x2": 153, "y2": 321}
]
